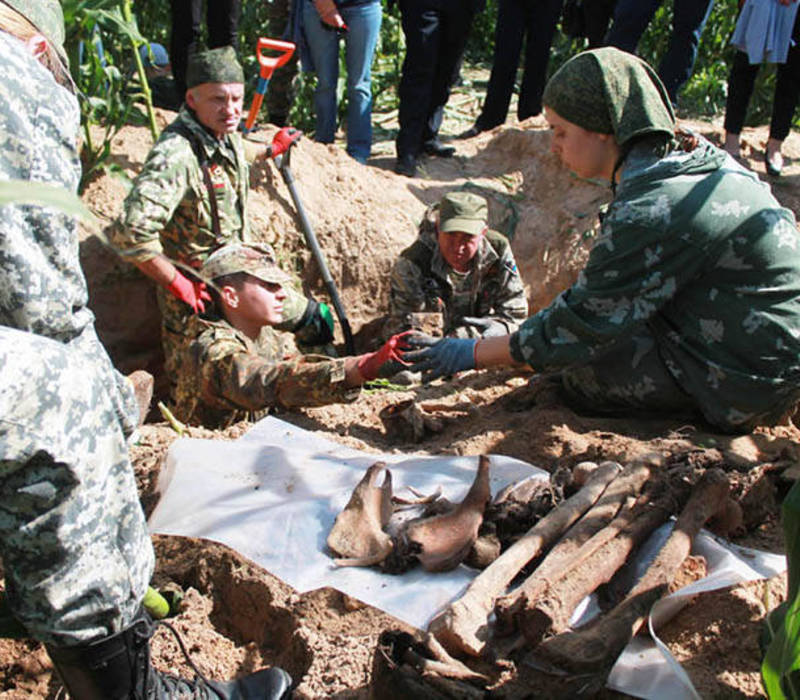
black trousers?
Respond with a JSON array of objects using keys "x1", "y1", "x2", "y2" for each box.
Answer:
[
  {"x1": 396, "y1": 0, "x2": 480, "y2": 158},
  {"x1": 724, "y1": 10, "x2": 800, "y2": 142},
  {"x1": 170, "y1": 0, "x2": 242, "y2": 98},
  {"x1": 475, "y1": 0, "x2": 563, "y2": 131}
]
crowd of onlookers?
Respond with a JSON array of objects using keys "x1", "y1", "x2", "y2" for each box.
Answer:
[{"x1": 157, "y1": 0, "x2": 800, "y2": 177}]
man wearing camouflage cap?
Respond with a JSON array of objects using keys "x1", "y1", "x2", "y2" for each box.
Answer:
[
  {"x1": 387, "y1": 191, "x2": 528, "y2": 341},
  {"x1": 111, "y1": 45, "x2": 330, "y2": 393},
  {"x1": 0, "y1": 5, "x2": 291, "y2": 698},
  {"x1": 174, "y1": 243, "x2": 411, "y2": 428}
]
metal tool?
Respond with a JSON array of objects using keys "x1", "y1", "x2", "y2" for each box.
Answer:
[{"x1": 243, "y1": 38, "x2": 295, "y2": 134}]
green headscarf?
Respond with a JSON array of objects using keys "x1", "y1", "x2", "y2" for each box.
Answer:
[{"x1": 542, "y1": 47, "x2": 675, "y2": 147}]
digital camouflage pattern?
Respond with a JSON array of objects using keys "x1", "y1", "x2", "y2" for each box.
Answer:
[
  {"x1": 110, "y1": 105, "x2": 309, "y2": 375},
  {"x1": 388, "y1": 203, "x2": 528, "y2": 338},
  {"x1": 0, "y1": 327, "x2": 154, "y2": 645},
  {"x1": 173, "y1": 313, "x2": 359, "y2": 429},
  {"x1": 510, "y1": 138, "x2": 800, "y2": 432},
  {"x1": 0, "y1": 31, "x2": 153, "y2": 643}
]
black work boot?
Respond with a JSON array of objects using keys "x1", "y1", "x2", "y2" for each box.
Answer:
[{"x1": 46, "y1": 609, "x2": 292, "y2": 700}]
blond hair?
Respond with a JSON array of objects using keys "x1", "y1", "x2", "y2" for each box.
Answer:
[{"x1": 0, "y1": 4, "x2": 73, "y2": 91}]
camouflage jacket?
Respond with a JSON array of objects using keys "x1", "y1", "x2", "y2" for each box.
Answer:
[
  {"x1": 388, "y1": 205, "x2": 528, "y2": 338},
  {"x1": 0, "y1": 31, "x2": 139, "y2": 436},
  {"x1": 510, "y1": 138, "x2": 800, "y2": 430},
  {"x1": 110, "y1": 105, "x2": 249, "y2": 267},
  {"x1": 174, "y1": 313, "x2": 359, "y2": 429}
]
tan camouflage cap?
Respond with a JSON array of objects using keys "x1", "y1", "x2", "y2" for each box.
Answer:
[
  {"x1": 2, "y1": 0, "x2": 67, "y2": 62},
  {"x1": 202, "y1": 243, "x2": 290, "y2": 286},
  {"x1": 438, "y1": 192, "x2": 488, "y2": 236},
  {"x1": 186, "y1": 45, "x2": 244, "y2": 88}
]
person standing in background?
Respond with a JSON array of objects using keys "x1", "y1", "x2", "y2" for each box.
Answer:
[
  {"x1": 460, "y1": 0, "x2": 563, "y2": 138},
  {"x1": 604, "y1": 0, "x2": 714, "y2": 106},
  {"x1": 723, "y1": 0, "x2": 800, "y2": 176},
  {"x1": 394, "y1": 0, "x2": 484, "y2": 177},
  {"x1": 301, "y1": 0, "x2": 382, "y2": 163},
  {"x1": 170, "y1": 0, "x2": 242, "y2": 99}
]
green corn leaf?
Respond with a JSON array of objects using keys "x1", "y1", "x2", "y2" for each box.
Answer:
[{"x1": 762, "y1": 480, "x2": 800, "y2": 698}]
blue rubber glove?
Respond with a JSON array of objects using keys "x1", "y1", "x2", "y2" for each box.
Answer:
[{"x1": 403, "y1": 334, "x2": 477, "y2": 381}]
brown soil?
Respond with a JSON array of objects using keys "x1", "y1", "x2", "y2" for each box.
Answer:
[{"x1": 3, "y1": 99, "x2": 800, "y2": 698}]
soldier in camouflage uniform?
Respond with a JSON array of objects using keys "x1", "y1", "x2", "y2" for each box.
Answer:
[
  {"x1": 0, "y1": 4, "x2": 291, "y2": 697},
  {"x1": 387, "y1": 191, "x2": 528, "y2": 339},
  {"x1": 111, "y1": 46, "x2": 330, "y2": 387},
  {"x1": 175, "y1": 243, "x2": 410, "y2": 428},
  {"x1": 405, "y1": 48, "x2": 800, "y2": 434}
]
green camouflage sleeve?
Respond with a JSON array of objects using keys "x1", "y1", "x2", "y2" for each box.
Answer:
[
  {"x1": 109, "y1": 134, "x2": 194, "y2": 262},
  {"x1": 509, "y1": 205, "x2": 703, "y2": 370},
  {"x1": 481, "y1": 243, "x2": 529, "y2": 332},
  {"x1": 202, "y1": 335, "x2": 359, "y2": 412}
]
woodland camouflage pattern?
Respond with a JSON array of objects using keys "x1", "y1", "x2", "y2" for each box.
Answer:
[
  {"x1": 0, "y1": 32, "x2": 153, "y2": 644},
  {"x1": 173, "y1": 314, "x2": 359, "y2": 429},
  {"x1": 510, "y1": 139, "x2": 800, "y2": 432},
  {"x1": 110, "y1": 106, "x2": 307, "y2": 373},
  {"x1": 388, "y1": 203, "x2": 528, "y2": 338}
]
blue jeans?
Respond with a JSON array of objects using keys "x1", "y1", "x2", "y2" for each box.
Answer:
[
  {"x1": 302, "y1": 0, "x2": 382, "y2": 162},
  {"x1": 605, "y1": 0, "x2": 714, "y2": 104}
]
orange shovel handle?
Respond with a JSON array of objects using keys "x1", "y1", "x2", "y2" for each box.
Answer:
[{"x1": 244, "y1": 38, "x2": 296, "y2": 133}]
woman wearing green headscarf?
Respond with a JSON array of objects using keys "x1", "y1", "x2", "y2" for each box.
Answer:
[{"x1": 405, "y1": 47, "x2": 800, "y2": 433}]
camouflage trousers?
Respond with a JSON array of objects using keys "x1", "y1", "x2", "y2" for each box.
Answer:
[
  {"x1": 559, "y1": 329, "x2": 800, "y2": 433},
  {"x1": 0, "y1": 327, "x2": 154, "y2": 646},
  {"x1": 264, "y1": 0, "x2": 298, "y2": 125},
  {"x1": 559, "y1": 331, "x2": 697, "y2": 420}
]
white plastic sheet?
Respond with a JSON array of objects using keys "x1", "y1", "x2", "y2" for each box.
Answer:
[{"x1": 148, "y1": 415, "x2": 786, "y2": 698}]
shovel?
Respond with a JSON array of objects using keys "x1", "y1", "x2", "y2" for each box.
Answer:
[
  {"x1": 273, "y1": 141, "x2": 356, "y2": 355},
  {"x1": 242, "y1": 37, "x2": 295, "y2": 134}
]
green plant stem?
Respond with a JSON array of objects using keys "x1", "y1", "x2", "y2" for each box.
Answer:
[{"x1": 121, "y1": 0, "x2": 158, "y2": 141}]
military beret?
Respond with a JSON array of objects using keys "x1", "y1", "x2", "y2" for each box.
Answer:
[{"x1": 186, "y1": 45, "x2": 244, "y2": 88}]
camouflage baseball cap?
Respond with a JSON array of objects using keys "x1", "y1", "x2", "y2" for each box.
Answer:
[
  {"x1": 438, "y1": 192, "x2": 488, "y2": 236},
  {"x1": 2, "y1": 0, "x2": 66, "y2": 59},
  {"x1": 186, "y1": 45, "x2": 244, "y2": 88},
  {"x1": 202, "y1": 243, "x2": 290, "y2": 286}
]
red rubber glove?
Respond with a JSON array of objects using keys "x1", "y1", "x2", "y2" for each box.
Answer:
[
  {"x1": 167, "y1": 269, "x2": 211, "y2": 313},
  {"x1": 270, "y1": 127, "x2": 302, "y2": 159},
  {"x1": 357, "y1": 331, "x2": 415, "y2": 381}
]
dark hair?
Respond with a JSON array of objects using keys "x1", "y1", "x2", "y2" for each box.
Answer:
[{"x1": 207, "y1": 271, "x2": 251, "y2": 308}]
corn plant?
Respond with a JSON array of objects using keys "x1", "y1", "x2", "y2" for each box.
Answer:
[{"x1": 62, "y1": 0, "x2": 157, "y2": 191}]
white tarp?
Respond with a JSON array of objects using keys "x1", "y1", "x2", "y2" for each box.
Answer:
[{"x1": 148, "y1": 415, "x2": 786, "y2": 699}]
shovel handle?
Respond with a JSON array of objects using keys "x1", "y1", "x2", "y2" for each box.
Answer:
[
  {"x1": 256, "y1": 37, "x2": 295, "y2": 78},
  {"x1": 244, "y1": 38, "x2": 296, "y2": 133}
]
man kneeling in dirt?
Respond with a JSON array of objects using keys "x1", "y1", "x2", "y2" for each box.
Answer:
[
  {"x1": 386, "y1": 191, "x2": 529, "y2": 340},
  {"x1": 111, "y1": 46, "x2": 333, "y2": 393},
  {"x1": 174, "y1": 243, "x2": 409, "y2": 428}
]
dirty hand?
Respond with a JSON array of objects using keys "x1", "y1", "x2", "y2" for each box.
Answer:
[
  {"x1": 270, "y1": 127, "x2": 302, "y2": 158},
  {"x1": 313, "y1": 0, "x2": 348, "y2": 30},
  {"x1": 403, "y1": 334, "x2": 477, "y2": 381},
  {"x1": 461, "y1": 316, "x2": 508, "y2": 338},
  {"x1": 167, "y1": 270, "x2": 211, "y2": 313},
  {"x1": 357, "y1": 330, "x2": 415, "y2": 381}
]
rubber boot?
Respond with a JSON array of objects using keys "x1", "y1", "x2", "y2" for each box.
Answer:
[{"x1": 46, "y1": 609, "x2": 292, "y2": 700}]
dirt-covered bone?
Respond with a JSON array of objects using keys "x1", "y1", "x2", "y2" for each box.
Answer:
[
  {"x1": 400, "y1": 455, "x2": 492, "y2": 573},
  {"x1": 516, "y1": 482, "x2": 674, "y2": 645},
  {"x1": 328, "y1": 462, "x2": 394, "y2": 567},
  {"x1": 531, "y1": 468, "x2": 731, "y2": 686},
  {"x1": 427, "y1": 460, "x2": 621, "y2": 658},
  {"x1": 494, "y1": 460, "x2": 652, "y2": 630}
]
